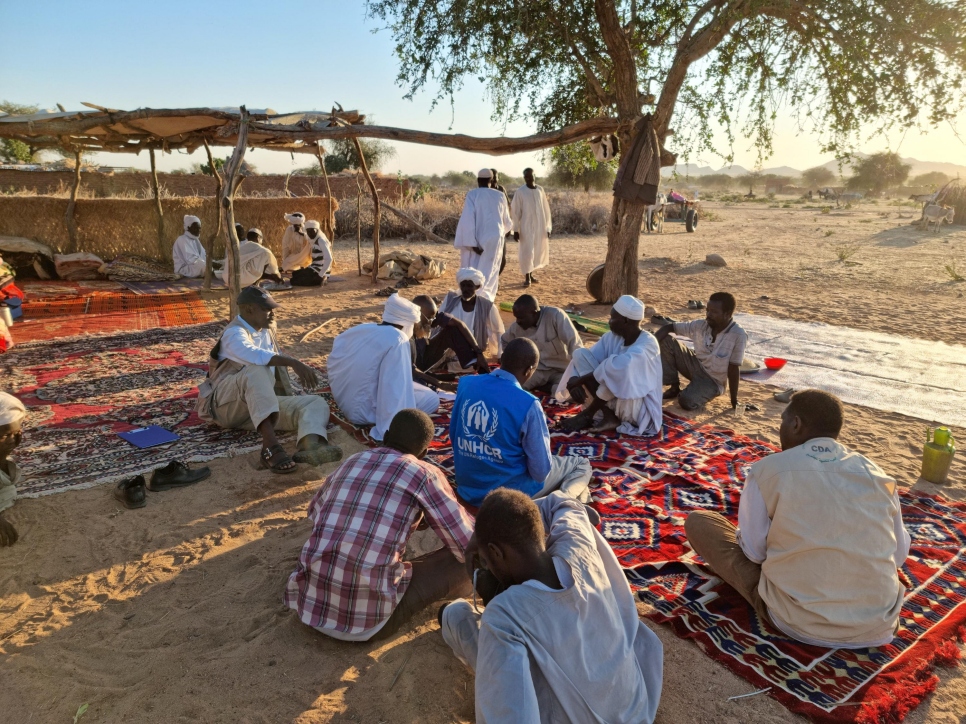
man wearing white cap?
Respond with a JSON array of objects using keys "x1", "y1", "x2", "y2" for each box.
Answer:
[
  {"x1": 436, "y1": 268, "x2": 505, "y2": 362},
  {"x1": 291, "y1": 220, "x2": 333, "y2": 286},
  {"x1": 0, "y1": 391, "x2": 26, "y2": 547},
  {"x1": 281, "y1": 212, "x2": 312, "y2": 271},
  {"x1": 328, "y1": 294, "x2": 440, "y2": 441},
  {"x1": 557, "y1": 295, "x2": 663, "y2": 436},
  {"x1": 454, "y1": 169, "x2": 512, "y2": 301},
  {"x1": 172, "y1": 215, "x2": 206, "y2": 277},
  {"x1": 218, "y1": 228, "x2": 282, "y2": 287}
]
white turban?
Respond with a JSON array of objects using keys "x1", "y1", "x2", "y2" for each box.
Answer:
[
  {"x1": 0, "y1": 391, "x2": 26, "y2": 427},
  {"x1": 477, "y1": 168, "x2": 493, "y2": 179},
  {"x1": 304, "y1": 220, "x2": 321, "y2": 230},
  {"x1": 456, "y1": 267, "x2": 485, "y2": 287},
  {"x1": 382, "y1": 293, "x2": 421, "y2": 340},
  {"x1": 285, "y1": 212, "x2": 305, "y2": 225},
  {"x1": 613, "y1": 295, "x2": 645, "y2": 321},
  {"x1": 183, "y1": 215, "x2": 201, "y2": 232}
]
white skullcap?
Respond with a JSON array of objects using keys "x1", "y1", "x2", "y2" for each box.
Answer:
[
  {"x1": 456, "y1": 267, "x2": 485, "y2": 287},
  {"x1": 0, "y1": 391, "x2": 26, "y2": 427},
  {"x1": 285, "y1": 212, "x2": 305, "y2": 224},
  {"x1": 247, "y1": 227, "x2": 263, "y2": 238},
  {"x1": 382, "y1": 293, "x2": 422, "y2": 340},
  {"x1": 304, "y1": 220, "x2": 321, "y2": 230},
  {"x1": 183, "y1": 215, "x2": 201, "y2": 230},
  {"x1": 613, "y1": 295, "x2": 645, "y2": 321},
  {"x1": 477, "y1": 168, "x2": 493, "y2": 179}
]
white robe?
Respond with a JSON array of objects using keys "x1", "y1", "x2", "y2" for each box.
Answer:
[
  {"x1": 218, "y1": 240, "x2": 280, "y2": 287},
  {"x1": 555, "y1": 331, "x2": 663, "y2": 436},
  {"x1": 281, "y1": 226, "x2": 312, "y2": 271},
  {"x1": 327, "y1": 323, "x2": 439, "y2": 441},
  {"x1": 172, "y1": 233, "x2": 206, "y2": 277},
  {"x1": 511, "y1": 185, "x2": 552, "y2": 275},
  {"x1": 454, "y1": 187, "x2": 512, "y2": 301}
]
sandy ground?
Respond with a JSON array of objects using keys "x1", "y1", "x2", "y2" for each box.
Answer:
[{"x1": 2, "y1": 200, "x2": 965, "y2": 723}]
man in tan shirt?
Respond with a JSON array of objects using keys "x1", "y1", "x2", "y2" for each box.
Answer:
[
  {"x1": 686, "y1": 390, "x2": 910, "y2": 648},
  {"x1": 502, "y1": 294, "x2": 582, "y2": 392}
]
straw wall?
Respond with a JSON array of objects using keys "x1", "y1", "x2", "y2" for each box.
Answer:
[{"x1": 0, "y1": 196, "x2": 338, "y2": 261}]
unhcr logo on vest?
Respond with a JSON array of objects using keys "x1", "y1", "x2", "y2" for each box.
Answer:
[{"x1": 457, "y1": 399, "x2": 503, "y2": 461}]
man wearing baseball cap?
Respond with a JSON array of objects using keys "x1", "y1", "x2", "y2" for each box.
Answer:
[{"x1": 196, "y1": 287, "x2": 342, "y2": 473}]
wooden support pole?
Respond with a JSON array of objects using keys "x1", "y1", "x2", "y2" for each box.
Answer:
[
  {"x1": 221, "y1": 108, "x2": 250, "y2": 319},
  {"x1": 64, "y1": 150, "x2": 82, "y2": 253},
  {"x1": 149, "y1": 149, "x2": 165, "y2": 260},
  {"x1": 356, "y1": 178, "x2": 363, "y2": 276},
  {"x1": 381, "y1": 201, "x2": 448, "y2": 244},
  {"x1": 202, "y1": 139, "x2": 223, "y2": 290},
  {"x1": 352, "y1": 137, "x2": 380, "y2": 283},
  {"x1": 315, "y1": 142, "x2": 335, "y2": 237}
]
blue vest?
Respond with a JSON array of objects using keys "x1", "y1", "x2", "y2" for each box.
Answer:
[{"x1": 450, "y1": 371, "x2": 541, "y2": 505}]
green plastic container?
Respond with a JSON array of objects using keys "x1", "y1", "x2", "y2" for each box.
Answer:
[{"x1": 921, "y1": 427, "x2": 955, "y2": 484}]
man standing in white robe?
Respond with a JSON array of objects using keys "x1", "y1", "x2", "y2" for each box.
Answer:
[
  {"x1": 172, "y1": 215, "x2": 206, "y2": 278},
  {"x1": 218, "y1": 228, "x2": 282, "y2": 287},
  {"x1": 454, "y1": 169, "x2": 512, "y2": 301},
  {"x1": 327, "y1": 294, "x2": 440, "y2": 441},
  {"x1": 281, "y1": 212, "x2": 312, "y2": 271},
  {"x1": 556, "y1": 295, "x2": 663, "y2": 436},
  {"x1": 511, "y1": 168, "x2": 552, "y2": 287}
]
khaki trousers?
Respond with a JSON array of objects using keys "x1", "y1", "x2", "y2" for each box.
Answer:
[
  {"x1": 684, "y1": 511, "x2": 771, "y2": 624},
  {"x1": 522, "y1": 366, "x2": 563, "y2": 392},
  {"x1": 210, "y1": 365, "x2": 330, "y2": 443}
]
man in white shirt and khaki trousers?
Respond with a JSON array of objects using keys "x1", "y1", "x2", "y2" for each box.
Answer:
[
  {"x1": 196, "y1": 287, "x2": 342, "y2": 474},
  {"x1": 685, "y1": 390, "x2": 910, "y2": 648}
]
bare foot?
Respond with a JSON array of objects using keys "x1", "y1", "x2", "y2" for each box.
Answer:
[
  {"x1": 292, "y1": 442, "x2": 343, "y2": 466},
  {"x1": 663, "y1": 385, "x2": 680, "y2": 400},
  {"x1": 560, "y1": 410, "x2": 594, "y2": 432},
  {"x1": 590, "y1": 408, "x2": 621, "y2": 433}
]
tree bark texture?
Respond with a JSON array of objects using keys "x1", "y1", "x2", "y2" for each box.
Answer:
[
  {"x1": 149, "y1": 149, "x2": 165, "y2": 260},
  {"x1": 64, "y1": 151, "x2": 82, "y2": 253},
  {"x1": 352, "y1": 138, "x2": 380, "y2": 284},
  {"x1": 601, "y1": 198, "x2": 646, "y2": 302},
  {"x1": 316, "y1": 142, "x2": 335, "y2": 235},
  {"x1": 221, "y1": 109, "x2": 249, "y2": 318},
  {"x1": 356, "y1": 184, "x2": 362, "y2": 276},
  {"x1": 202, "y1": 140, "x2": 223, "y2": 290}
]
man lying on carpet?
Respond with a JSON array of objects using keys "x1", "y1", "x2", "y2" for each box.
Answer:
[
  {"x1": 655, "y1": 291, "x2": 747, "y2": 411},
  {"x1": 285, "y1": 408, "x2": 474, "y2": 641},
  {"x1": 451, "y1": 338, "x2": 592, "y2": 507},
  {"x1": 440, "y1": 489, "x2": 664, "y2": 724},
  {"x1": 196, "y1": 286, "x2": 342, "y2": 474},
  {"x1": 327, "y1": 294, "x2": 440, "y2": 442},
  {"x1": 557, "y1": 295, "x2": 663, "y2": 435},
  {"x1": 411, "y1": 294, "x2": 490, "y2": 381},
  {"x1": 686, "y1": 390, "x2": 911, "y2": 648},
  {"x1": 502, "y1": 294, "x2": 582, "y2": 393},
  {"x1": 0, "y1": 391, "x2": 25, "y2": 547}
]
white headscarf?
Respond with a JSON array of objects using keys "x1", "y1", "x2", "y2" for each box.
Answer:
[
  {"x1": 304, "y1": 220, "x2": 321, "y2": 230},
  {"x1": 285, "y1": 212, "x2": 305, "y2": 225},
  {"x1": 0, "y1": 391, "x2": 26, "y2": 427},
  {"x1": 477, "y1": 168, "x2": 493, "y2": 179},
  {"x1": 613, "y1": 295, "x2": 645, "y2": 321},
  {"x1": 183, "y1": 215, "x2": 201, "y2": 237},
  {"x1": 456, "y1": 267, "x2": 485, "y2": 287},
  {"x1": 382, "y1": 293, "x2": 421, "y2": 340}
]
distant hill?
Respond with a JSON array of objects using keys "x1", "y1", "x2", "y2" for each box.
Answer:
[{"x1": 664, "y1": 155, "x2": 966, "y2": 181}]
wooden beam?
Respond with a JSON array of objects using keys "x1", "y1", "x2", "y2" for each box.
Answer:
[
  {"x1": 202, "y1": 139, "x2": 223, "y2": 290},
  {"x1": 149, "y1": 149, "x2": 165, "y2": 260},
  {"x1": 221, "y1": 108, "x2": 250, "y2": 318},
  {"x1": 356, "y1": 179, "x2": 362, "y2": 276},
  {"x1": 381, "y1": 201, "x2": 449, "y2": 244},
  {"x1": 64, "y1": 150, "x2": 82, "y2": 253},
  {"x1": 315, "y1": 142, "x2": 334, "y2": 237},
  {"x1": 353, "y1": 139, "x2": 380, "y2": 284}
]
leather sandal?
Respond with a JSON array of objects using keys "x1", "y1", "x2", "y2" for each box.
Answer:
[{"x1": 260, "y1": 444, "x2": 298, "y2": 474}]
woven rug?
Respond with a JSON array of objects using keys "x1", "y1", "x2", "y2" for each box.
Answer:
[
  {"x1": 121, "y1": 278, "x2": 227, "y2": 295},
  {"x1": 18, "y1": 280, "x2": 126, "y2": 299},
  {"x1": 315, "y1": 385, "x2": 965, "y2": 722},
  {"x1": 3, "y1": 322, "x2": 273, "y2": 497}
]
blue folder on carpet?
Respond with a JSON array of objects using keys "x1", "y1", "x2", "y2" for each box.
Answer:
[{"x1": 118, "y1": 425, "x2": 180, "y2": 449}]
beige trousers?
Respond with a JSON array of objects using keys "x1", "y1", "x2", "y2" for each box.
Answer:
[{"x1": 210, "y1": 365, "x2": 330, "y2": 443}]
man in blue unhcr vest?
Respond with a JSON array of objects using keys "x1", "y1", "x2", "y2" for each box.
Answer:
[{"x1": 451, "y1": 338, "x2": 592, "y2": 507}]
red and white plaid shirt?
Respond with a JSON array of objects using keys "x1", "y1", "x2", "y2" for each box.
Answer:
[{"x1": 284, "y1": 447, "x2": 474, "y2": 638}]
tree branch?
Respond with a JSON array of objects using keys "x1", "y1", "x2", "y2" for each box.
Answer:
[{"x1": 594, "y1": 0, "x2": 640, "y2": 118}]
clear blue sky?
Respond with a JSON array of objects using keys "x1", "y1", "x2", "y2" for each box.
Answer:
[{"x1": 2, "y1": 0, "x2": 964, "y2": 176}]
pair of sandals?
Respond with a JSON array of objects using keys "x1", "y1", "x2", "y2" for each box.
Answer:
[
  {"x1": 260, "y1": 443, "x2": 344, "y2": 474},
  {"x1": 687, "y1": 299, "x2": 706, "y2": 309}
]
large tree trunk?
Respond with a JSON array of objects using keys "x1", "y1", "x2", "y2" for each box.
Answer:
[{"x1": 601, "y1": 197, "x2": 645, "y2": 302}]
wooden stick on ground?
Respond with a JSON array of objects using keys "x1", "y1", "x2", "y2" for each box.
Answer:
[
  {"x1": 149, "y1": 149, "x2": 165, "y2": 260},
  {"x1": 352, "y1": 137, "x2": 380, "y2": 283},
  {"x1": 381, "y1": 201, "x2": 448, "y2": 244},
  {"x1": 298, "y1": 317, "x2": 335, "y2": 344},
  {"x1": 64, "y1": 149, "x2": 82, "y2": 253},
  {"x1": 202, "y1": 139, "x2": 223, "y2": 290}
]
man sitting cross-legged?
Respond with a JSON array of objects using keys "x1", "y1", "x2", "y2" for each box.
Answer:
[
  {"x1": 328, "y1": 294, "x2": 439, "y2": 441},
  {"x1": 285, "y1": 408, "x2": 474, "y2": 642},
  {"x1": 440, "y1": 489, "x2": 664, "y2": 724},
  {"x1": 655, "y1": 291, "x2": 747, "y2": 411},
  {"x1": 437, "y1": 268, "x2": 505, "y2": 362},
  {"x1": 451, "y1": 338, "x2": 592, "y2": 507},
  {"x1": 0, "y1": 391, "x2": 26, "y2": 547},
  {"x1": 217, "y1": 228, "x2": 282, "y2": 287},
  {"x1": 411, "y1": 294, "x2": 489, "y2": 379},
  {"x1": 557, "y1": 295, "x2": 662, "y2": 435},
  {"x1": 502, "y1": 294, "x2": 582, "y2": 393},
  {"x1": 196, "y1": 286, "x2": 342, "y2": 474},
  {"x1": 686, "y1": 390, "x2": 911, "y2": 648}
]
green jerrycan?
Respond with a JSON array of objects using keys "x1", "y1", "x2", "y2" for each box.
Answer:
[{"x1": 921, "y1": 427, "x2": 955, "y2": 484}]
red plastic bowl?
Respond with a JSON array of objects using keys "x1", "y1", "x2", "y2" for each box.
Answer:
[{"x1": 764, "y1": 357, "x2": 787, "y2": 370}]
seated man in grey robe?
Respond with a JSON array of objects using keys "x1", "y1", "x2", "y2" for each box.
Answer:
[
  {"x1": 440, "y1": 489, "x2": 664, "y2": 724},
  {"x1": 502, "y1": 294, "x2": 582, "y2": 392},
  {"x1": 196, "y1": 287, "x2": 342, "y2": 474},
  {"x1": 0, "y1": 391, "x2": 25, "y2": 547}
]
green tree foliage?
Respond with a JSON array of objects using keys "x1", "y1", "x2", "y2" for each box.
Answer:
[
  {"x1": 801, "y1": 166, "x2": 837, "y2": 188},
  {"x1": 441, "y1": 170, "x2": 476, "y2": 187},
  {"x1": 320, "y1": 138, "x2": 397, "y2": 174},
  {"x1": 547, "y1": 143, "x2": 616, "y2": 191},
  {"x1": 910, "y1": 171, "x2": 951, "y2": 188},
  {"x1": 0, "y1": 101, "x2": 40, "y2": 163},
  {"x1": 200, "y1": 156, "x2": 227, "y2": 176},
  {"x1": 846, "y1": 152, "x2": 911, "y2": 193},
  {"x1": 691, "y1": 173, "x2": 738, "y2": 190}
]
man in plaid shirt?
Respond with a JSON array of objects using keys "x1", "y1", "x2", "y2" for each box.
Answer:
[{"x1": 285, "y1": 408, "x2": 474, "y2": 641}]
